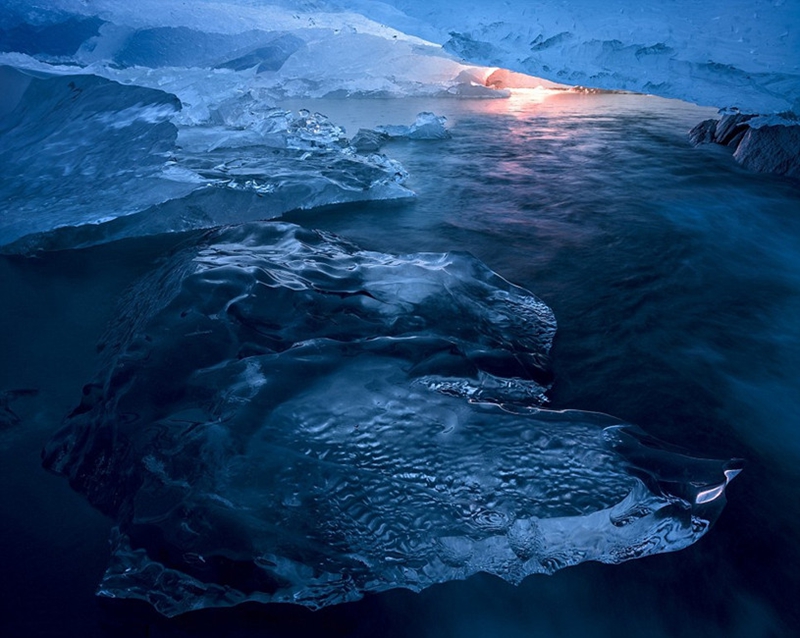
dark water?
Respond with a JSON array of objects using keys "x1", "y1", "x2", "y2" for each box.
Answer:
[{"x1": 2, "y1": 92, "x2": 799, "y2": 636}]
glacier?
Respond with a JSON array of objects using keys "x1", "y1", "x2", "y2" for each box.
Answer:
[
  {"x1": 42, "y1": 223, "x2": 739, "y2": 616},
  {"x1": 3, "y1": 0, "x2": 798, "y2": 113}
]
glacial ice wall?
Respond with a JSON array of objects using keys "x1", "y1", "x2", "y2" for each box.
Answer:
[
  {"x1": 3, "y1": 1, "x2": 798, "y2": 113},
  {"x1": 349, "y1": 0, "x2": 800, "y2": 113},
  {"x1": 0, "y1": 0, "x2": 499, "y2": 100},
  {"x1": 43, "y1": 223, "x2": 738, "y2": 615}
]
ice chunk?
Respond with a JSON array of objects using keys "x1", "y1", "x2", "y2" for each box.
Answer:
[
  {"x1": 43, "y1": 223, "x2": 737, "y2": 616},
  {"x1": 376, "y1": 112, "x2": 451, "y2": 140},
  {"x1": 351, "y1": 128, "x2": 390, "y2": 152}
]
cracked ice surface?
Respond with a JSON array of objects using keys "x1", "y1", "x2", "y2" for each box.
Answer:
[{"x1": 43, "y1": 223, "x2": 738, "y2": 616}]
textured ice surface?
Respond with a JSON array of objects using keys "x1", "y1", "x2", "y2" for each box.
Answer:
[{"x1": 43, "y1": 223, "x2": 738, "y2": 616}]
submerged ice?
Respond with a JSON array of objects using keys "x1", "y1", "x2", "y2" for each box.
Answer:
[{"x1": 43, "y1": 223, "x2": 738, "y2": 616}]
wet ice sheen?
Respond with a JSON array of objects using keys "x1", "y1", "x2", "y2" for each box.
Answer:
[{"x1": 43, "y1": 223, "x2": 738, "y2": 616}]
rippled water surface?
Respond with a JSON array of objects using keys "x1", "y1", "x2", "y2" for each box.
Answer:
[{"x1": 2, "y1": 92, "x2": 800, "y2": 636}]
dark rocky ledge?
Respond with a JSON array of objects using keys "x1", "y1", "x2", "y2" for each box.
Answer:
[{"x1": 689, "y1": 114, "x2": 800, "y2": 180}]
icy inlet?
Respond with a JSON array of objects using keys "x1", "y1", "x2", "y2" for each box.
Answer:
[
  {"x1": 43, "y1": 224, "x2": 739, "y2": 615},
  {"x1": 0, "y1": 0, "x2": 754, "y2": 619},
  {"x1": 3, "y1": 0, "x2": 798, "y2": 250},
  {"x1": 0, "y1": 0, "x2": 515, "y2": 250}
]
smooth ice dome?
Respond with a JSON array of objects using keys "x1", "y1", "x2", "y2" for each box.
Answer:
[{"x1": 43, "y1": 223, "x2": 738, "y2": 616}]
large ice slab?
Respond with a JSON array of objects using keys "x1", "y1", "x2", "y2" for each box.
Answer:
[
  {"x1": 43, "y1": 223, "x2": 738, "y2": 616},
  {"x1": 0, "y1": 66, "x2": 192, "y2": 249},
  {"x1": 0, "y1": 66, "x2": 412, "y2": 253}
]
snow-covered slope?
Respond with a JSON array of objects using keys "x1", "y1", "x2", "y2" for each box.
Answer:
[{"x1": 328, "y1": 0, "x2": 800, "y2": 113}]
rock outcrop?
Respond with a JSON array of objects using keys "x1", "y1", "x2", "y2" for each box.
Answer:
[{"x1": 689, "y1": 114, "x2": 800, "y2": 180}]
